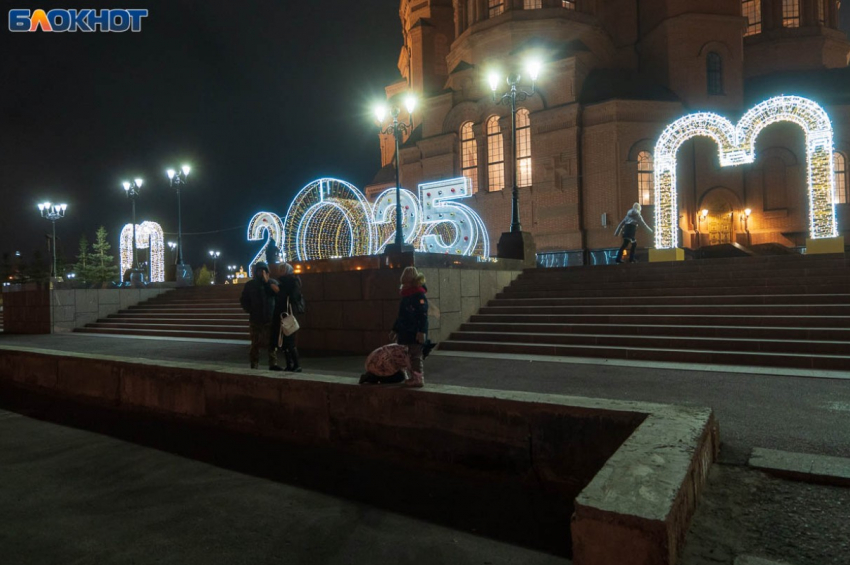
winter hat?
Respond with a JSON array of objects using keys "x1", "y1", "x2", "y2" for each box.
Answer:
[{"x1": 253, "y1": 262, "x2": 269, "y2": 274}]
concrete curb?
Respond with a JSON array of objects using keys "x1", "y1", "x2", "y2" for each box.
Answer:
[
  {"x1": 749, "y1": 447, "x2": 850, "y2": 487},
  {"x1": 0, "y1": 344, "x2": 719, "y2": 565}
]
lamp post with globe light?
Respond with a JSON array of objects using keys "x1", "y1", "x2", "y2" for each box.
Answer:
[
  {"x1": 167, "y1": 165, "x2": 193, "y2": 286},
  {"x1": 209, "y1": 250, "x2": 221, "y2": 284},
  {"x1": 374, "y1": 94, "x2": 417, "y2": 254},
  {"x1": 488, "y1": 59, "x2": 542, "y2": 261},
  {"x1": 37, "y1": 201, "x2": 67, "y2": 280},
  {"x1": 122, "y1": 178, "x2": 145, "y2": 284}
]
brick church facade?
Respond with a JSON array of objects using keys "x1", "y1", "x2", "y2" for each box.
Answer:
[{"x1": 367, "y1": 0, "x2": 850, "y2": 264}]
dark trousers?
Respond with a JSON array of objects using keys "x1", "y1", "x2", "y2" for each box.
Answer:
[{"x1": 616, "y1": 238, "x2": 637, "y2": 263}]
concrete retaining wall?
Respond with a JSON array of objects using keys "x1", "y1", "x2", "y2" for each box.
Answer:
[
  {"x1": 0, "y1": 346, "x2": 718, "y2": 565},
  {"x1": 295, "y1": 267, "x2": 521, "y2": 354},
  {"x1": 51, "y1": 288, "x2": 171, "y2": 333},
  {"x1": 1, "y1": 285, "x2": 50, "y2": 334}
]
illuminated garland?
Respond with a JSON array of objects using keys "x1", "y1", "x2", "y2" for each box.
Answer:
[
  {"x1": 654, "y1": 95, "x2": 837, "y2": 249},
  {"x1": 269, "y1": 177, "x2": 490, "y2": 262},
  {"x1": 247, "y1": 211, "x2": 284, "y2": 267},
  {"x1": 120, "y1": 221, "x2": 165, "y2": 282}
]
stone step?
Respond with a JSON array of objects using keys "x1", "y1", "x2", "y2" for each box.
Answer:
[
  {"x1": 448, "y1": 330, "x2": 850, "y2": 355},
  {"x1": 459, "y1": 322, "x2": 850, "y2": 341},
  {"x1": 507, "y1": 276, "x2": 850, "y2": 293},
  {"x1": 87, "y1": 321, "x2": 248, "y2": 332},
  {"x1": 469, "y1": 313, "x2": 850, "y2": 328},
  {"x1": 491, "y1": 294, "x2": 850, "y2": 307},
  {"x1": 75, "y1": 326, "x2": 248, "y2": 341},
  {"x1": 438, "y1": 340, "x2": 850, "y2": 371},
  {"x1": 500, "y1": 284, "x2": 850, "y2": 299},
  {"x1": 479, "y1": 304, "x2": 850, "y2": 316}
]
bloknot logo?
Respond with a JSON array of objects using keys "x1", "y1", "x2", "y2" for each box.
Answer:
[{"x1": 8, "y1": 8, "x2": 148, "y2": 32}]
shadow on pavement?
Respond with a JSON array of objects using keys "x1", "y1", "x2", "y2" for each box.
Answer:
[{"x1": 0, "y1": 383, "x2": 574, "y2": 558}]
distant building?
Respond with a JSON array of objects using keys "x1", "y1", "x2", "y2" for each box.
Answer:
[{"x1": 368, "y1": 0, "x2": 850, "y2": 264}]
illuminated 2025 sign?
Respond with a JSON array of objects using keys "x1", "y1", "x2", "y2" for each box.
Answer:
[{"x1": 248, "y1": 177, "x2": 489, "y2": 265}]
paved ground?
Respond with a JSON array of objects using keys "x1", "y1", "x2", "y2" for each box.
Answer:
[{"x1": 1, "y1": 332, "x2": 849, "y2": 564}]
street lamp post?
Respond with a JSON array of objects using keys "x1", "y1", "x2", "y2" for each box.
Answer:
[
  {"x1": 374, "y1": 95, "x2": 417, "y2": 254},
  {"x1": 37, "y1": 201, "x2": 67, "y2": 280},
  {"x1": 167, "y1": 165, "x2": 193, "y2": 286},
  {"x1": 168, "y1": 241, "x2": 178, "y2": 264},
  {"x1": 489, "y1": 60, "x2": 541, "y2": 262},
  {"x1": 209, "y1": 250, "x2": 221, "y2": 284},
  {"x1": 122, "y1": 178, "x2": 144, "y2": 284}
]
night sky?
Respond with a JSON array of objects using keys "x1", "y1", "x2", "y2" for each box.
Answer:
[
  {"x1": 0, "y1": 0, "x2": 402, "y2": 269},
  {"x1": 3, "y1": 3, "x2": 850, "y2": 271}
]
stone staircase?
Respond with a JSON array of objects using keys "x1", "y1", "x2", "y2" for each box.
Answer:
[
  {"x1": 75, "y1": 285, "x2": 248, "y2": 341},
  {"x1": 440, "y1": 254, "x2": 850, "y2": 371}
]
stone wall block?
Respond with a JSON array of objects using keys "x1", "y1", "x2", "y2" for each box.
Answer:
[
  {"x1": 119, "y1": 289, "x2": 141, "y2": 310},
  {"x1": 460, "y1": 269, "x2": 480, "y2": 297},
  {"x1": 119, "y1": 364, "x2": 206, "y2": 417},
  {"x1": 75, "y1": 289, "x2": 99, "y2": 314},
  {"x1": 300, "y1": 273, "x2": 325, "y2": 302},
  {"x1": 323, "y1": 271, "x2": 362, "y2": 301},
  {"x1": 438, "y1": 269, "x2": 461, "y2": 313},
  {"x1": 56, "y1": 358, "x2": 120, "y2": 404},
  {"x1": 419, "y1": 268, "x2": 440, "y2": 298},
  {"x1": 53, "y1": 306, "x2": 75, "y2": 323},
  {"x1": 361, "y1": 270, "x2": 399, "y2": 300},
  {"x1": 98, "y1": 290, "x2": 121, "y2": 305},
  {"x1": 307, "y1": 302, "x2": 343, "y2": 330},
  {"x1": 75, "y1": 313, "x2": 99, "y2": 327},
  {"x1": 382, "y1": 299, "x2": 399, "y2": 331},
  {"x1": 461, "y1": 296, "x2": 481, "y2": 323},
  {"x1": 52, "y1": 290, "x2": 75, "y2": 307},
  {"x1": 98, "y1": 305, "x2": 115, "y2": 320},
  {"x1": 440, "y1": 312, "x2": 462, "y2": 338},
  {"x1": 342, "y1": 300, "x2": 384, "y2": 330},
  {"x1": 479, "y1": 271, "x2": 500, "y2": 304}
]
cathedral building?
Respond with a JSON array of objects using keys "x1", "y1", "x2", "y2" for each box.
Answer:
[{"x1": 367, "y1": 0, "x2": 850, "y2": 264}]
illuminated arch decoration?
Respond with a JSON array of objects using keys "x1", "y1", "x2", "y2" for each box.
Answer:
[
  {"x1": 654, "y1": 95, "x2": 837, "y2": 249},
  {"x1": 120, "y1": 221, "x2": 165, "y2": 282},
  {"x1": 270, "y1": 177, "x2": 490, "y2": 262},
  {"x1": 247, "y1": 211, "x2": 284, "y2": 267}
]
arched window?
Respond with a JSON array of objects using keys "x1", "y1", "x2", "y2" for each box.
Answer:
[
  {"x1": 637, "y1": 151, "x2": 654, "y2": 206},
  {"x1": 460, "y1": 122, "x2": 479, "y2": 194},
  {"x1": 487, "y1": 116, "x2": 505, "y2": 192},
  {"x1": 834, "y1": 151, "x2": 847, "y2": 204},
  {"x1": 488, "y1": 0, "x2": 505, "y2": 18},
  {"x1": 707, "y1": 52, "x2": 723, "y2": 95},
  {"x1": 516, "y1": 109, "x2": 532, "y2": 188},
  {"x1": 742, "y1": 0, "x2": 762, "y2": 36},
  {"x1": 782, "y1": 0, "x2": 800, "y2": 27}
]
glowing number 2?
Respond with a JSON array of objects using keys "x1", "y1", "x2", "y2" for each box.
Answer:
[
  {"x1": 372, "y1": 188, "x2": 421, "y2": 253},
  {"x1": 247, "y1": 212, "x2": 284, "y2": 267}
]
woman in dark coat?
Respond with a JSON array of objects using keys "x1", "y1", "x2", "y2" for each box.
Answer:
[{"x1": 271, "y1": 263, "x2": 305, "y2": 372}]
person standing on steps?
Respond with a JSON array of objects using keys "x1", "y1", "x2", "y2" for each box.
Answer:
[
  {"x1": 239, "y1": 262, "x2": 280, "y2": 370},
  {"x1": 614, "y1": 202, "x2": 653, "y2": 263},
  {"x1": 390, "y1": 266, "x2": 429, "y2": 388},
  {"x1": 271, "y1": 262, "x2": 305, "y2": 373}
]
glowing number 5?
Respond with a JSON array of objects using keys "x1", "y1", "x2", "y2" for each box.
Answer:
[{"x1": 419, "y1": 178, "x2": 489, "y2": 257}]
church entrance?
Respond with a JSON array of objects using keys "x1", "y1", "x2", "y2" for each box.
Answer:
[{"x1": 699, "y1": 188, "x2": 738, "y2": 246}]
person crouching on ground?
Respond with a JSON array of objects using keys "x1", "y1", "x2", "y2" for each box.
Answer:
[
  {"x1": 239, "y1": 262, "x2": 280, "y2": 370},
  {"x1": 271, "y1": 262, "x2": 304, "y2": 373},
  {"x1": 390, "y1": 266, "x2": 428, "y2": 388},
  {"x1": 614, "y1": 202, "x2": 653, "y2": 264}
]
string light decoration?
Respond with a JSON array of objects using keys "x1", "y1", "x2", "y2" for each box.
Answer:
[
  {"x1": 120, "y1": 221, "x2": 165, "y2": 282},
  {"x1": 261, "y1": 177, "x2": 490, "y2": 263},
  {"x1": 654, "y1": 95, "x2": 837, "y2": 249},
  {"x1": 247, "y1": 211, "x2": 284, "y2": 267},
  {"x1": 283, "y1": 178, "x2": 374, "y2": 261}
]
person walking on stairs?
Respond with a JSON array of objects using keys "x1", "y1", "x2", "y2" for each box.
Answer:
[
  {"x1": 390, "y1": 266, "x2": 429, "y2": 388},
  {"x1": 240, "y1": 262, "x2": 280, "y2": 370},
  {"x1": 271, "y1": 262, "x2": 305, "y2": 372},
  {"x1": 614, "y1": 202, "x2": 653, "y2": 263}
]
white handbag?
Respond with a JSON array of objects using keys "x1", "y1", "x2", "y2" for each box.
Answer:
[{"x1": 278, "y1": 298, "x2": 300, "y2": 345}]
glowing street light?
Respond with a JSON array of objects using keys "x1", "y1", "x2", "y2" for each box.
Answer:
[
  {"x1": 373, "y1": 93, "x2": 417, "y2": 254},
  {"x1": 489, "y1": 59, "x2": 542, "y2": 234},
  {"x1": 122, "y1": 178, "x2": 144, "y2": 283},
  {"x1": 37, "y1": 201, "x2": 67, "y2": 280},
  {"x1": 209, "y1": 250, "x2": 221, "y2": 283},
  {"x1": 167, "y1": 164, "x2": 192, "y2": 285}
]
